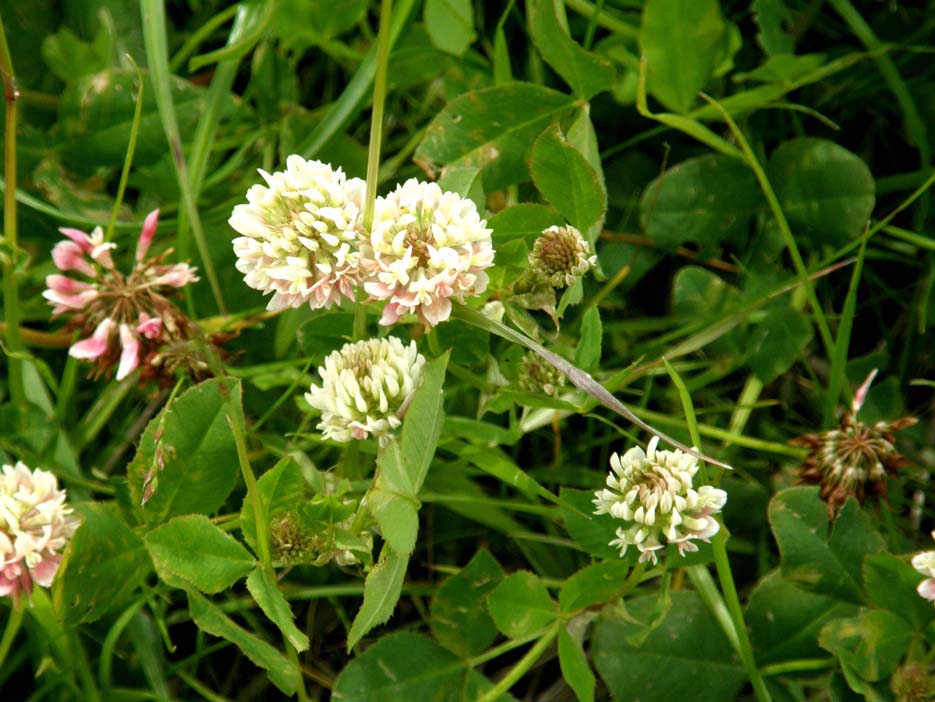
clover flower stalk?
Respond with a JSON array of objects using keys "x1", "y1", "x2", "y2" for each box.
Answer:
[
  {"x1": 0, "y1": 462, "x2": 80, "y2": 605},
  {"x1": 229, "y1": 156, "x2": 366, "y2": 311},
  {"x1": 361, "y1": 179, "x2": 495, "y2": 327},
  {"x1": 44, "y1": 210, "x2": 200, "y2": 381},
  {"x1": 593, "y1": 436, "x2": 727, "y2": 564},
  {"x1": 305, "y1": 337, "x2": 426, "y2": 446}
]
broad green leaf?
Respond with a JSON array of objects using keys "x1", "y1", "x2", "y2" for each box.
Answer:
[
  {"x1": 745, "y1": 305, "x2": 814, "y2": 383},
  {"x1": 188, "y1": 590, "x2": 299, "y2": 695},
  {"x1": 431, "y1": 549, "x2": 504, "y2": 657},
  {"x1": 487, "y1": 571, "x2": 558, "y2": 639},
  {"x1": 41, "y1": 24, "x2": 111, "y2": 83},
  {"x1": 575, "y1": 307, "x2": 603, "y2": 372},
  {"x1": 528, "y1": 0, "x2": 615, "y2": 99},
  {"x1": 640, "y1": 154, "x2": 762, "y2": 252},
  {"x1": 592, "y1": 592, "x2": 745, "y2": 701},
  {"x1": 145, "y1": 515, "x2": 255, "y2": 594},
  {"x1": 639, "y1": 0, "x2": 727, "y2": 113},
  {"x1": 246, "y1": 568, "x2": 310, "y2": 652},
  {"x1": 488, "y1": 203, "x2": 564, "y2": 246},
  {"x1": 396, "y1": 353, "x2": 449, "y2": 495},
  {"x1": 768, "y1": 137, "x2": 876, "y2": 247},
  {"x1": 370, "y1": 354, "x2": 449, "y2": 556},
  {"x1": 745, "y1": 570, "x2": 858, "y2": 665},
  {"x1": 768, "y1": 488, "x2": 885, "y2": 603},
  {"x1": 753, "y1": 0, "x2": 795, "y2": 55},
  {"x1": 53, "y1": 503, "x2": 151, "y2": 625},
  {"x1": 530, "y1": 124, "x2": 606, "y2": 234},
  {"x1": 128, "y1": 378, "x2": 244, "y2": 526},
  {"x1": 560, "y1": 561, "x2": 632, "y2": 612},
  {"x1": 819, "y1": 610, "x2": 914, "y2": 683},
  {"x1": 864, "y1": 554, "x2": 935, "y2": 630},
  {"x1": 415, "y1": 83, "x2": 577, "y2": 191},
  {"x1": 368, "y1": 459, "x2": 420, "y2": 557},
  {"x1": 332, "y1": 632, "x2": 510, "y2": 701},
  {"x1": 423, "y1": 0, "x2": 475, "y2": 56},
  {"x1": 559, "y1": 624, "x2": 596, "y2": 702},
  {"x1": 240, "y1": 456, "x2": 307, "y2": 551},
  {"x1": 437, "y1": 164, "x2": 483, "y2": 202},
  {"x1": 347, "y1": 545, "x2": 408, "y2": 651},
  {"x1": 272, "y1": 0, "x2": 368, "y2": 45},
  {"x1": 560, "y1": 488, "x2": 622, "y2": 560}
]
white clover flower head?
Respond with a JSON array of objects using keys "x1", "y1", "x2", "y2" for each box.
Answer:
[
  {"x1": 230, "y1": 156, "x2": 366, "y2": 312},
  {"x1": 45, "y1": 211, "x2": 200, "y2": 382},
  {"x1": 529, "y1": 225, "x2": 596, "y2": 288},
  {"x1": 305, "y1": 337, "x2": 426, "y2": 446},
  {"x1": 593, "y1": 436, "x2": 727, "y2": 565},
  {"x1": 0, "y1": 462, "x2": 80, "y2": 605},
  {"x1": 912, "y1": 532, "x2": 935, "y2": 603},
  {"x1": 361, "y1": 178, "x2": 495, "y2": 328}
]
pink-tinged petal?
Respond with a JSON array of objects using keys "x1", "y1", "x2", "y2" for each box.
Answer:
[
  {"x1": 135, "y1": 313, "x2": 163, "y2": 339},
  {"x1": 851, "y1": 368, "x2": 879, "y2": 414},
  {"x1": 379, "y1": 302, "x2": 403, "y2": 326},
  {"x1": 418, "y1": 296, "x2": 452, "y2": 327},
  {"x1": 917, "y1": 578, "x2": 935, "y2": 602},
  {"x1": 29, "y1": 554, "x2": 61, "y2": 587},
  {"x1": 42, "y1": 288, "x2": 98, "y2": 312},
  {"x1": 136, "y1": 209, "x2": 160, "y2": 261},
  {"x1": 90, "y1": 242, "x2": 116, "y2": 268},
  {"x1": 116, "y1": 324, "x2": 140, "y2": 381},
  {"x1": 58, "y1": 227, "x2": 94, "y2": 253},
  {"x1": 45, "y1": 274, "x2": 92, "y2": 294},
  {"x1": 151, "y1": 263, "x2": 199, "y2": 288},
  {"x1": 52, "y1": 241, "x2": 96, "y2": 277},
  {"x1": 69, "y1": 318, "x2": 116, "y2": 360}
]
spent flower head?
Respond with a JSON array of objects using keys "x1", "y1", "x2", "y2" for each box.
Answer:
[
  {"x1": 361, "y1": 178, "x2": 495, "y2": 327},
  {"x1": 0, "y1": 462, "x2": 80, "y2": 605},
  {"x1": 230, "y1": 156, "x2": 366, "y2": 311},
  {"x1": 593, "y1": 436, "x2": 727, "y2": 564},
  {"x1": 45, "y1": 211, "x2": 201, "y2": 381},
  {"x1": 792, "y1": 372, "x2": 916, "y2": 515},
  {"x1": 305, "y1": 336, "x2": 426, "y2": 446},
  {"x1": 528, "y1": 225, "x2": 596, "y2": 288}
]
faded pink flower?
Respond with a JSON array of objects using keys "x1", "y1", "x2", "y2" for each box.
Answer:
[
  {"x1": 229, "y1": 156, "x2": 365, "y2": 311},
  {"x1": 0, "y1": 462, "x2": 80, "y2": 606},
  {"x1": 46, "y1": 211, "x2": 200, "y2": 381},
  {"x1": 360, "y1": 179, "x2": 494, "y2": 327}
]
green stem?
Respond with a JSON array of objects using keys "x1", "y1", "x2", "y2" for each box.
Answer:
[
  {"x1": 712, "y1": 532, "x2": 770, "y2": 702},
  {"x1": 0, "y1": 604, "x2": 23, "y2": 671},
  {"x1": 71, "y1": 630, "x2": 103, "y2": 702},
  {"x1": 665, "y1": 361, "x2": 770, "y2": 702},
  {"x1": 362, "y1": 0, "x2": 394, "y2": 231},
  {"x1": 140, "y1": 0, "x2": 226, "y2": 314},
  {"x1": 105, "y1": 55, "x2": 145, "y2": 242},
  {"x1": 0, "y1": 12, "x2": 24, "y2": 404},
  {"x1": 700, "y1": 93, "x2": 835, "y2": 361},
  {"x1": 228, "y1": 413, "x2": 272, "y2": 568},
  {"x1": 760, "y1": 657, "x2": 835, "y2": 677},
  {"x1": 476, "y1": 622, "x2": 560, "y2": 702},
  {"x1": 565, "y1": 0, "x2": 638, "y2": 39}
]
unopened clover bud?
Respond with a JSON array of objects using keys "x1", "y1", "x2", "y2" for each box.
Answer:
[{"x1": 528, "y1": 225, "x2": 596, "y2": 288}]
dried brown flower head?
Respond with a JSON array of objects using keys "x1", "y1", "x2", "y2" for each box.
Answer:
[{"x1": 792, "y1": 372, "x2": 916, "y2": 514}]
